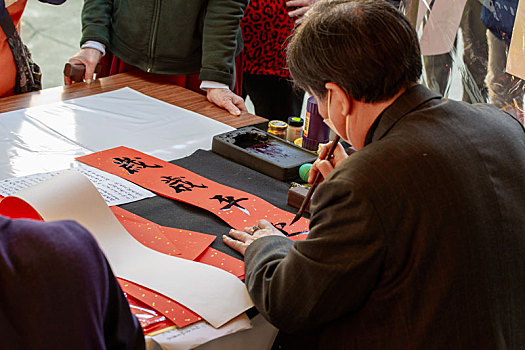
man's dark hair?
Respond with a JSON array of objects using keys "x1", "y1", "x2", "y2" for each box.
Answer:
[{"x1": 287, "y1": 0, "x2": 422, "y2": 102}]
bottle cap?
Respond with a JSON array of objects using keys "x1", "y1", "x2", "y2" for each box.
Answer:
[
  {"x1": 268, "y1": 120, "x2": 288, "y2": 130},
  {"x1": 287, "y1": 116, "x2": 304, "y2": 127}
]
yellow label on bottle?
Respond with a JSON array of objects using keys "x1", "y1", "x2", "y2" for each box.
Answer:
[{"x1": 304, "y1": 112, "x2": 310, "y2": 137}]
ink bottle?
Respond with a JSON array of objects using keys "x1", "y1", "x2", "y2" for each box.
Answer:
[
  {"x1": 267, "y1": 120, "x2": 288, "y2": 139},
  {"x1": 303, "y1": 97, "x2": 330, "y2": 151},
  {"x1": 286, "y1": 116, "x2": 304, "y2": 142}
]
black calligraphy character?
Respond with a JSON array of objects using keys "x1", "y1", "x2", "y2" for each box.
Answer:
[
  {"x1": 274, "y1": 222, "x2": 286, "y2": 230},
  {"x1": 161, "y1": 176, "x2": 208, "y2": 193},
  {"x1": 210, "y1": 195, "x2": 250, "y2": 215},
  {"x1": 272, "y1": 222, "x2": 308, "y2": 237},
  {"x1": 112, "y1": 156, "x2": 162, "y2": 175},
  {"x1": 272, "y1": 222, "x2": 289, "y2": 235}
]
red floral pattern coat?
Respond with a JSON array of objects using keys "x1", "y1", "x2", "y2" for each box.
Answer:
[{"x1": 241, "y1": 0, "x2": 295, "y2": 78}]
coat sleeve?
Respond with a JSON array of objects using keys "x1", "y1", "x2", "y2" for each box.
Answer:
[
  {"x1": 80, "y1": 0, "x2": 113, "y2": 47},
  {"x1": 200, "y1": 0, "x2": 248, "y2": 87},
  {"x1": 244, "y1": 177, "x2": 386, "y2": 333}
]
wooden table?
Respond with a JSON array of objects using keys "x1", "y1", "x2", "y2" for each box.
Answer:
[
  {"x1": 0, "y1": 70, "x2": 267, "y2": 129},
  {"x1": 0, "y1": 70, "x2": 278, "y2": 349}
]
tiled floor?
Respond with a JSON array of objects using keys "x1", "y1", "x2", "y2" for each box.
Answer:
[{"x1": 21, "y1": 0, "x2": 82, "y2": 89}]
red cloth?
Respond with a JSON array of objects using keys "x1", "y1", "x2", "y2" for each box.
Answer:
[
  {"x1": 99, "y1": 52, "x2": 243, "y2": 96},
  {"x1": 241, "y1": 0, "x2": 295, "y2": 78}
]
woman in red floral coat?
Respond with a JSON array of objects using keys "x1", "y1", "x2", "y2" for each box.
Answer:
[{"x1": 241, "y1": 0, "x2": 314, "y2": 121}]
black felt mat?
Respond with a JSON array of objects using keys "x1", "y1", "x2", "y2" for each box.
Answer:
[{"x1": 119, "y1": 149, "x2": 307, "y2": 261}]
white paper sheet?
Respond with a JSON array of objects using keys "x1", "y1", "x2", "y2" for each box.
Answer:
[
  {"x1": 0, "y1": 109, "x2": 91, "y2": 179},
  {"x1": 146, "y1": 313, "x2": 253, "y2": 350},
  {"x1": 24, "y1": 88, "x2": 235, "y2": 160},
  {"x1": 195, "y1": 314, "x2": 278, "y2": 350},
  {"x1": 419, "y1": 0, "x2": 467, "y2": 55},
  {"x1": 9, "y1": 171, "x2": 253, "y2": 328},
  {"x1": 506, "y1": 0, "x2": 525, "y2": 80},
  {"x1": 0, "y1": 88, "x2": 235, "y2": 180},
  {"x1": 0, "y1": 162, "x2": 154, "y2": 206}
]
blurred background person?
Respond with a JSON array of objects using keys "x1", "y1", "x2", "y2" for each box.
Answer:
[
  {"x1": 0, "y1": 0, "x2": 64, "y2": 97},
  {"x1": 422, "y1": 0, "x2": 489, "y2": 104},
  {"x1": 482, "y1": 0, "x2": 524, "y2": 123}
]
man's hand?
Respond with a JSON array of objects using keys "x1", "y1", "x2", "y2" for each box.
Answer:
[
  {"x1": 207, "y1": 88, "x2": 247, "y2": 116},
  {"x1": 286, "y1": 0, "x2": 318, "y2": 23},
  {"x1": 223, "y1": 219, "x2": 286, "y2": 255},
  {"x1": 308, "y1": 141, "x2": 348, "y2": 183},
  {"x1": 64, "y1": 48, "x2": 102, "y2": 85}
]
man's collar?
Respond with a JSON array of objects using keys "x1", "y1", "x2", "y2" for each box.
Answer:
[{"x1": 366, "y1": 84, "x2": 441, "y2": 144}]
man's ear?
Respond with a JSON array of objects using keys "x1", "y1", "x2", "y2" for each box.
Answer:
[{"x1": 325, "y1": 82, "x2": 351, "y2": 118}]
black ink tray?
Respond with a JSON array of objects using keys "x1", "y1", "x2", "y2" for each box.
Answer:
[{"x1": 212, "y1": 126, "x2": 317, "y2": 181}]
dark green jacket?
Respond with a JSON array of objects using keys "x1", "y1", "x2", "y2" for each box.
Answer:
[{"x1": 81, "y1": 0, "x2": 248, "y2": 87}]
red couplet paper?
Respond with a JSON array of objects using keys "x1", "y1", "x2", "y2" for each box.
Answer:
[
  {"x1": 194, "y1": 247, "x2": 245, "y2": 280},
  {"x1": 118, "y1": 277, "x2": 202, "y2": 328},
  {"x1": 111, "y1": 206, "x2": 216, "y2": 261},
  {"x1": 127, "y1": 294, "x2": 175, "y2": 335},
  {"x1": 111, "y1": 206, "x2": 245, "y2": 278},
  {"x1": 77, "y1": 146, "x2": 310, "y2": 235},
  {"x1": 0, "y1": 196, "x2": 44, "y2": 221}
]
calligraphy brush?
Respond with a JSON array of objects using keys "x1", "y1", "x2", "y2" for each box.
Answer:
[{"x1": 290, "y1": 135, "x2": 341, "y2": 226}]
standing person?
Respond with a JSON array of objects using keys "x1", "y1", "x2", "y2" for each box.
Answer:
[
  {"x1": 423, "y1": 0, "x2": 489, "y2": 103},
  {"x1": 241, "y1": 0, "x2": 304, "y2": 121},
  {"x1": 0, "y1": 216, "x2": 145, "y2": 349},
  {"x1": 224, "y1": 0, "x2": 525, "y2": 348},
  {"x1": 65, "y1": 0, "x2": 248, "y2": 116},
  {"x1": 482, "y1": 0, "x2": 525, "y2": 123},
  {"x1": 0, "y1": 0, "x2": 64, "y2": 97}
]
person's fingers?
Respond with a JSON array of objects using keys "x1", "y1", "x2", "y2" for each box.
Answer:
[
  {"x1": 318, "y1": 142, "x2": 330, "y2": 159},
  {"x1": 331, "y1": 143, "x2": 348, "y2": 163},
  {"x1": 64, "y1": 57, "x2": 83, "y2": 85},
  {"x1": 207, "y1": 89, "x2": 244, "y2": 116},
  {"x1": 256, "y1": 220, "x2": 287, "y2": 237},
  {"x1": 257, "y1": 219, "x2": 274, "y2": 231},
  {"x1": 223, "y1": 235, "x2": 247, "y2": 256},
  {"x1": 223, "y1": 100, "x2": 241, "y2": 116},
  {"x1": 228, "y1": 228, "x2": 252, "y2": 243},
  {"x1": 244, "y1": 225, "x2": 260, "y2": 235},
  {"x1": 295, "y1": 15, "x2": 307, "y2": 24},
  {"x1": 285, "y1": 0, "x2": 310, "y2": 6},
  {"x1": 67, "y1": 57, "x2": 85, "y2": 66},
  {"x1": 308, "y1": 161, "x2": 321, "y2": 184},
  {"x1": 316, "y1": 159, "x2": 334, "y2": 179},
  {"x1": 288, "y1": 6, "x2": 310, "y2": 18},
  {"x1": 84, "y1": 63, "x2": 96, "y2": 84},
  {"x1": 231, "y1": 94, "x2": 248, "y2": 112},
  {"x1": 66, "y1": 48, "x2": 102, "y2": 84}
]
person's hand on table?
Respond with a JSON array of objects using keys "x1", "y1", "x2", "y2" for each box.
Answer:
[
  {"x1": 64, "y1": 48, "x2": 103, "y2": 85},
  {"x1": 207, "y1": 88, "x2": 247, "y2": 116},
  {"x1": 286, "y1": 0, "x2": 318, "y2": 23},
  {"x1": 308, "y1": 141, "x2": 347, "y2": 183},
  {"x1": 223, "y1": 219, "x2": 286, "y2": 255}
]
